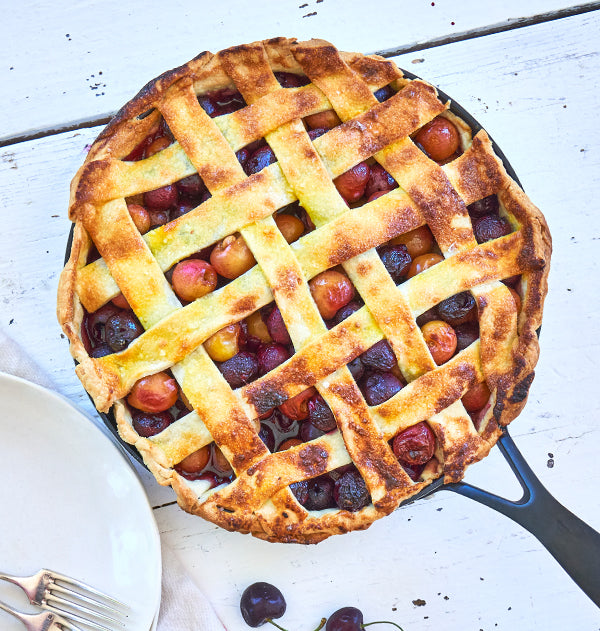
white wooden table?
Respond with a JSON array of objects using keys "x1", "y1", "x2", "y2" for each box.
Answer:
[{"x1": 1, "y1": 2, "x2": 599, "y2": 629}]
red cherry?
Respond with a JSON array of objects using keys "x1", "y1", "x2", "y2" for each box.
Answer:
[{"x1": 127, "y1": 372, "x2": 179, "y2": 413}]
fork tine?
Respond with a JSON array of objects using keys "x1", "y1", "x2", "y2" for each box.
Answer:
[
  {"x1": 44, "y1": 594, "x2": 125, "y2": 627},
  {"x1": 44, "y1": 602, "x2": 123, "y2": 631},
  {"x1": 47, "y1": 570, "x2": 128, "y2": 610},
  {"x1": 49, "y1": 583, "x2": 124, "y2": 617}
]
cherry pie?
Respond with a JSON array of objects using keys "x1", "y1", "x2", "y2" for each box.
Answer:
[{"x1": 58, "y1": 38, "x2": 551, "y2": 543}]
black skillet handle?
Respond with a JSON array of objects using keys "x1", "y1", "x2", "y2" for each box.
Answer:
[{"x1": 443, "y1": 429, "x2": 600, "y2": 607}]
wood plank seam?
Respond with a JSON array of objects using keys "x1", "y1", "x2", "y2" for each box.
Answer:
[{"x1": 1, "y1": 3, "x2": 599, "y2": 150}]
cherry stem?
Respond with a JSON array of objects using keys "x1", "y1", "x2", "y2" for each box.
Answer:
[
  {"x1": 363, "y1": 622, "x2": 405, "y2": 630},
  {"x1": 312, "y1": 618, "x2": 327, "y2": 631},
  {"x1": 267, "y1": 619, "x2": 289, "y2": 631}
]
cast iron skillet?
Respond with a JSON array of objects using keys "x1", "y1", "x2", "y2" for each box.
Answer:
[{"x1": 65, "y1": 70, "x2": 600, "y2": 607}]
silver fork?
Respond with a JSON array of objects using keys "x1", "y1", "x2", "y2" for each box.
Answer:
[
  {"x1": 0, "y1": 569, "x2": 128, "y2": 631},
  {"x1": 0, "y1": 598, "x2": 81, "y2": 630}
]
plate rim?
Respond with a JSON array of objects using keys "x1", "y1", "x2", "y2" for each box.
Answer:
[{"x1": 0, "y1": 371, "x2": 163, "y2": 629}]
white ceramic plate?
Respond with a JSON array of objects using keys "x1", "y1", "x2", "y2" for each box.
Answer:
[{"x1": 0, "y1": 373, "x2": 161, "y2": 630}]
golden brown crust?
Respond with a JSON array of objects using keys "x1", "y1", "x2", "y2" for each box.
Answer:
[{"x1": 57, "y1": 38, "x2": 551, "y2": 544}]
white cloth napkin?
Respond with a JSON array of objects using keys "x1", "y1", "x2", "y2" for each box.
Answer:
[{"x1": 0, "y1": 329, "x2": 226, "y2": 631}]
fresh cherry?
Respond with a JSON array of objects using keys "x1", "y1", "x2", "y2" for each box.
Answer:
[
  {"x1": 407, "y1": 252, "x2": 443, "y2": 279},
  {"x1": 240, "y1": 582, "x2": 286, "y2": 628},
  {"x1": 127, "y1": 203, "x2": 151, "y2": 234},
  {"x1": 274, "y1": 213, "x2": 304, "y2": 243},
  {"x1": 274, "y1": 72, "x2": 309, "y2": 87}
]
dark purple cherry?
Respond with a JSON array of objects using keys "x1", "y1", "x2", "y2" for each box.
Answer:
[
  {"x1": 347, "y1": 356, "x2": 365, "y2": 382},
  {"x1": 304, "y1": 475, "x2": 335, "y2": 510},
  {"x1": 257, "y1": 343, "x2": 290, "y2": 376},
  {"x1": 334, "y1": 469, "x2": 370, "y2": 512},
  {"x1": 299, "y1": 420, "x2": 325, "y2": 442},
  {"x1": 308, "y1": 394, "x2": 337, "y2": 432},
  {"x1": 274, "y1": 71, "x2": 309, "y2": 87},
  {"x1": 454, "y1": 321, "x2": 480, "y2": 352},
  {"x1": 290, "y1": 480, "x2": 309, "y2": 504},
  {"x1": 258, "y1": 423, "x2": 275, "y2": 452},
  {"x1": 84, "y1": 303, "x2": 120, "y2": 346},
  {"x1": 240, "y1": 582, "x2": 286, "y2": 628},
  {"x1": 436, "y1": 291, "x2": 476, "y2": 326},
  {"x1": 416, "y1": 306, "x2": 438, "y2": 328},
  {"x1": 105, "y1": 312, "x2": 144, "y2": 352},
  {"x1": 144, "y1": 184, "x2": 178, "y2": 211},
  {"x1": 211, "y1": 88, "x2": 246, "y2": 114},
  {"x1": 361, "y1": 372, "x2": 402, "y2": 406},
  {"x1": 236, "y1": 147, "x2": 251, "y2": 169},
  {"x1": 473, "y1": 214, "x2": 511, "y2": 243},
  {"x1": 89, "y1": 344, "x2": 112, "y2": 358},
  {"x1": 132, "y1": 412, "x2": 172, "y2": 437},
  {"x1": 177, "y1": 173, "x2": 206, "y2": 198},
  {"x1": 326, "y1": 606, "x2": 364, "y2": 631},
  {"x1": 219, "y1": 351, "x2": 259, "y2": 388},
  {"x1": 360, "y1": 340, "x2": 396, "y2": 372},
  {"x1": 266, "y1": 306, "x2": 291, "y2": 345},
  {"x1": 170, "y1": 202, "x2": 195, "y2": 220},
  {"x1": 374, "y1": 85, "x2": 395, "y2": 102},
  {"x1": 198, "y1": 95, "x2": 218, "y2": 117},
  {"x1": 378, "y1": 244, "x2": 412, "y2": 283},
  {"x1": 244, "y1": 145, "x2": 276, "y2": 175},
  {"x1": 308, "y1": 127, "x2": 328, "y2": 141},
  {"x1": 332, "y1": 300, "x2": 362, "y2": 326},
  {"x1": 468, "y1": 194, "x2": 499, "y2": 217}
]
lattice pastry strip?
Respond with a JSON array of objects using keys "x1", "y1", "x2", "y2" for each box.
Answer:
[{"x1": 58, "y1": 38, "x2": 551, "y2": 543}]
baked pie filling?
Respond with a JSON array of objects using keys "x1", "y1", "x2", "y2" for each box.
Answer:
[{"x1": 58, "y1": 38, "x2": 551, "y2": 543}]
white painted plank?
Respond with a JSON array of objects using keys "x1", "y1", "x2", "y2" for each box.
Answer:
[
  {"x1": 0, "y1": 10, "x2": 599, "y2": 631},
  {"x1": 0, "y1": 0, "x2": 597, "y2": 140}
]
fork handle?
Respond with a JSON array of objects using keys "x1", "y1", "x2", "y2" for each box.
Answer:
[{"x1": 0, "y1": 598, "x2": 50, "y2": 631}]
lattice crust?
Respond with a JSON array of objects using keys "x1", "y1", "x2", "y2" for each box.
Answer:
[{"x1": 58, "y1": 37, "x2": 551, "y2": 543}]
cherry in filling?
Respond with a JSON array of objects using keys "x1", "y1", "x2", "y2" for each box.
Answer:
[{"x1": 413, "y1": 115, "x2": 461, "y2": 163}]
